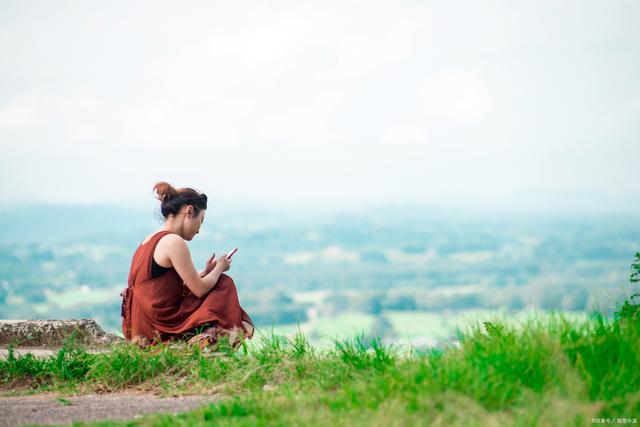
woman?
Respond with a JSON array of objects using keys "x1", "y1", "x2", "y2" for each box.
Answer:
[{"x1": 121, "y1": 181, "x2": 254, "y2": 350}]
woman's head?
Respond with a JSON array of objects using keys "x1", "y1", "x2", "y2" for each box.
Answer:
[{"x1": 153, "y1": 181, "x2": 207, "y2": 240}]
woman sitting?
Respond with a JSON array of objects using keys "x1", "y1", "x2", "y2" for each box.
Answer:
[{"x1": 121, "y1": 181, "x2": 254, "y2": 350}]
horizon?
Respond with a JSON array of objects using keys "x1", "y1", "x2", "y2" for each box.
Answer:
[{"x1": 3, "y1": 191, "x2": 640, "y2": 216}]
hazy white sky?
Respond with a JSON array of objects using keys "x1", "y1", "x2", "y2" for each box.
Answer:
[{"x1": 1, "y1": 1, "x2": 639, "y2": 212}]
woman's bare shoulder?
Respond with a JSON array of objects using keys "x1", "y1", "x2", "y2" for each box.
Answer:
[
  {"x1": 154, "y1": 233, "x2": 188, "y2": 267},
  {"x1": 157, "y1": 233, "x2": 187, "y2": 252},
  {"x1": 142, "y1": 230, "x2": 179, "y2": 246}
]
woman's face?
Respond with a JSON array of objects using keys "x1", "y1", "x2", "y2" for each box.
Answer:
[{"x1": 185, "y1": 206, "x2": 205, "y2": 240}]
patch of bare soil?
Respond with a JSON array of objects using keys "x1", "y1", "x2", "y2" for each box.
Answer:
[{"x1": 0, "y1": 391, "x2": 221, "y2": 426}]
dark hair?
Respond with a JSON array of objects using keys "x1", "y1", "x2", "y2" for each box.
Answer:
[{"x1": 152, "y1": 181, "x2": 207, "y2": 220}]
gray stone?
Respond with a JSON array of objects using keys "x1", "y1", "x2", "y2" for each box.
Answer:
[{"x1": 0, "y1": 319, "x2": 123, "y2": 347}]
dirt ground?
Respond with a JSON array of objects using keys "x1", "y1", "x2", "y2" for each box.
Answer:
[{"x1": 0, "y1": 391, "x2": 221, "y2": 426}]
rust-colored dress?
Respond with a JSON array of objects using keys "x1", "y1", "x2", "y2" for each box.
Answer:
[{"x1": 121, "y1": 230, "x2": 253, "y2": 344}]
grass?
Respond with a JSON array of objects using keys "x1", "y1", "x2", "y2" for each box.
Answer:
[
  {"x1": 1, "y1": 307, "x2": 639, "y2": 426},
  {"x1": 56, "y1": 396, "x2": 72, "y2": 406},
  {"x1": 3, "y1": 253, "x2": 639, "y2": 425}
]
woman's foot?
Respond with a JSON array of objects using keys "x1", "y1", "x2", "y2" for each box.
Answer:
[
  {"x1": 187, "y1": 325, "x2": 245, "y2": 351},
  {"x1": 242, "y1": 320, "x2": 254, "y2": 339},
  {"x1": 132, "y1": 335, "x2": 152, "y2": 349}
]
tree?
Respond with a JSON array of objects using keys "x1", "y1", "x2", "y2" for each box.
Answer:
[
  {"x1": 363, "y1": 294, "x2": 384, "y2": 314},
  {"x1": 385, "y1": 295, "x2": 417, "y2": 311},
  {"x1": 614, "y1": 252, "x2": 640, "y2": 323}
]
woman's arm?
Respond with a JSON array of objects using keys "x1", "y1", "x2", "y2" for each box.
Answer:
[{"x1": 165, "y1": 235, "x2": 225, "y2": 298}]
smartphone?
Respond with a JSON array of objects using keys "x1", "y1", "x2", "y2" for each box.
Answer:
[{"x1": 226, "y1": 248, "x2": 238, "y2": 260}]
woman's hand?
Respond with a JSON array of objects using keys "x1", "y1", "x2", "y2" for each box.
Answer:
[
  {"x1": 202, "y1": 254, "x2": 217, "y2": 277},
  {"x1": 215, "y1": 254, "x2": 232, "y2": 272}
]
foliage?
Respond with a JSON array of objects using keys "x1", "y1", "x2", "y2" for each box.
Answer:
[{"x1": 613, "y1": 252, "x2": 640, "y2": 323}]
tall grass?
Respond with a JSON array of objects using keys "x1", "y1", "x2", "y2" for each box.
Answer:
[{"x1": 2, "y1": 309, "x2": 637, "y2": 425}]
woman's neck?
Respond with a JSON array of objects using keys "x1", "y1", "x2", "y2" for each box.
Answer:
[{"x1": 160, "y1": 218, "x2": 183, "y2": 237}]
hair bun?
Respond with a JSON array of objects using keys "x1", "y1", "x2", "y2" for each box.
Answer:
[{"x1": 152, "y1": 181, "x2": 179, "y2": 202}]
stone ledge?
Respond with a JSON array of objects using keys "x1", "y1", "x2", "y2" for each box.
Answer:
[{"x1": 0, "y1": 319, "x2": 123, "y2": 347}]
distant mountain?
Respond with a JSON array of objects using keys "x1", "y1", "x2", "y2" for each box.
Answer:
[{"x1": 0, "y1": 204, "x2": 155, "y2": 244}]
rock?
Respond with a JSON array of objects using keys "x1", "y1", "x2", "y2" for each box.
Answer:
[{"x1": 0, "y1": 319, "x2": 123, "y2": 347}]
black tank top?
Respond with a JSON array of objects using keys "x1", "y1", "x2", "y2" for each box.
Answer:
[{"x1": 151, "y1": 251, "x2": 172, "y2": 278}]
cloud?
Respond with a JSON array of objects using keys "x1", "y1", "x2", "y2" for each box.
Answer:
[
  {"x1": 381, "y1": 123, "x2": 426, "y2": 146},
  {"x1": 328, "y1": 15, "x2": 422, "y2": 80},
  {"x1": 419, "y1": 71, "x2": 495, "y2": 120},
  {"x1": 1, "y1": 2, "x2": 638, "y2": 207},
  {"x1": 207, "y1": 15, "x2": 308, "y2": 68},
  {"x1": 0, "y1": 94, "x2": 37, "y2": 130},
  {"x1": 257, "y1": 90, "x2": 344, "y2": 147}
]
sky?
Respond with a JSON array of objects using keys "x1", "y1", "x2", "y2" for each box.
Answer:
[{"x1": 1, "y1": 1, "x2": 639, "y2": 213}]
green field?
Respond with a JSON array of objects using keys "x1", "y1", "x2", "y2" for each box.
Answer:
[
  {"x1": 46, "y1": 285, "x2": 122, "y2": 309},
  {"x1": 260, "y1": 309, "x2": 592, "y2": 352}
]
